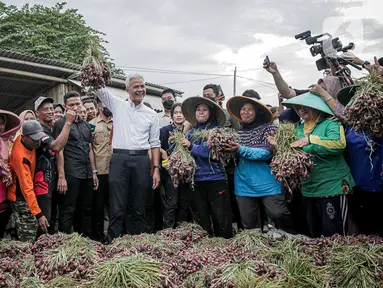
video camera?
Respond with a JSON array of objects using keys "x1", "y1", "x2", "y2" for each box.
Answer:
[{"x1": 294, "y1": 30, "x2": 360, "y2": 72}]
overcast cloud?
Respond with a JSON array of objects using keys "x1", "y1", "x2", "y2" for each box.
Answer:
[{"x1": 7, "y1": 0, "x2": 383, "y2": 105}]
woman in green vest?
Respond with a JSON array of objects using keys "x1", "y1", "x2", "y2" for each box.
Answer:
[{"x1": 282, "y1": 92, "x2": 355, "y2": 238}]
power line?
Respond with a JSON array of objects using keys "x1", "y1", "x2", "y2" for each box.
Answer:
[
  {"x1": 117, "y1": 66, "x2": 232, "y2": 77},
  {"x1": 236, "y1": 75, "x2": 277, "y2": 90},
  {"x1": 236, "y1": 75, "x2": 276, "y2": 86},
  {"x1": 161, "y1": 75, "x2": 231, "y2": 85}
]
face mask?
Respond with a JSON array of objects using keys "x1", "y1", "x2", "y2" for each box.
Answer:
[
  {"x1": 162, "y1": 99, "x2": 174, "y2": 110},
  {"x1": 103, "y1": 107, "x2": 113, "y2": 117}
]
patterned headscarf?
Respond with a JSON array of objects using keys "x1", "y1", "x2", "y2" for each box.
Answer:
[
  {"x1": 318, "y1": 76, "x2": 345, "y2": 116},
  {"x1": 238, "y1": 123, "x2": 275, "y2": 152},
  {"x1": 318, "y1": 76, "x2": 343, "y2": 99}
]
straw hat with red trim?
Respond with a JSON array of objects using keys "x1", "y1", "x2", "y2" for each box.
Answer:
[
  {"x1": 226, "y1": 96, "x2": 273, "y2": 125},
  {"x1": 181, "y1": 96, "x2": 226, "y2": 126}
]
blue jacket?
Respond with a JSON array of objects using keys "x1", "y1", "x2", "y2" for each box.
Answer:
[
  {"x1": 235, "y1": 146, "x2": 282, "y2": 197},
  {"x1": 186, "y1": 122, "x2": 226, "y2": 182},
  {"x1": 345, "y1": 126, "x2": 383, "y2": 192}
]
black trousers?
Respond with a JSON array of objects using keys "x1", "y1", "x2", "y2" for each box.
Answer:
[
  {"x1": 176, "y1": 183, "x2": 190, "y2": 225},
  {"x1": 227, "y1": 170, "x2": 243, "y2": 230},
  {"x1": 303, "y1": 195, "x2": 347, "y2": 238},
  {"x1": 287, "y1": 189, "x2": 309, "y2": 235},
  {"x1": 349, "y1": 188, "x2": 383, "y2": 236},
  {"x1": 58, "y1": 175, "x2": 93, "y2": 238},
  {"x1": 108, "y1": 153, "x2": 152, "y2": 239},
  {"x1": 236, "y1": 194, "x2": 296, "y2": 234},
  {"x1": 160, "y1": 170, "x2": 190, "y2": 229},
  {"x1": 189, "y1": 180, "x2": 233, "y2": 239},
  {"x1": 49, "y1": 173, "x2": 59, "y2": 234},
  {"x1": 92, "y1": 174, "x2": 109, "y2": 241},
  {"x1": 0, "y1": 205, "x2": 11, "y2": 238}
]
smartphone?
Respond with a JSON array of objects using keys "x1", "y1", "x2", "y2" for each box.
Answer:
[
  {"x1": 217, "y1": 85, "x2": 225, "y2": 101},
  {"x1": 264, "y1": 56, "x2": 270, "y2": 68}
]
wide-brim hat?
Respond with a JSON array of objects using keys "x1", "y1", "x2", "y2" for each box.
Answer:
[
  {"x1": 337, "y1": 85, "x2": 359, "y2": 106},
  {"x1": 282, "y1": 92, "x2": 334, "y2": 116},
  {"x1": 226, "y1": 96, "x2": 273, "y2": 124},
  {"x1": 181, "y1": 96, "x2": 226, "y2": 126},
  {"x1": 0, "y1": 110, "x2": 21, "y2": 136}
]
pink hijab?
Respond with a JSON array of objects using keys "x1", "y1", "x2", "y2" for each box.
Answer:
[{"x1": 0, "y1": 110, "x2": 21, "y2": 211}]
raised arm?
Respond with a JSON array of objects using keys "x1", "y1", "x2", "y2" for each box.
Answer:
[
  {"x1": 264, "y1": 62, "x2": 297, "y2": 99},
  {"x1": 97, "y1": 88, "x2": 121, "y2": 113}
]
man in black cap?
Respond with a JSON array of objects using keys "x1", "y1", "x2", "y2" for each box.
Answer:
[
  {"x1": 34, "y1": 96, "x2": 76, "y2": 234},
  {"x1": 9, "y1": 121, "x2": 51, "y2": 242}
]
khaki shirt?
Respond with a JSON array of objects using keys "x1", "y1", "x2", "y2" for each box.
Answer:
[{"x1": 89, "y1": 116, "x2": 113, "y2": 175}]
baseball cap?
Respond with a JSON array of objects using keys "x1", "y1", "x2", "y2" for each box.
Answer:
[
  {"x1": 22, "y1": 120, "x2": 48, "y2": 141},
  {"x1": 35, "y1": 96, "x2": 54, "y2": 111}
]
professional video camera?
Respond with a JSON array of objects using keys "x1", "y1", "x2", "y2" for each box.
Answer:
[{"x1": 295, "y1": 30, "x2": 362, "y2": 86}]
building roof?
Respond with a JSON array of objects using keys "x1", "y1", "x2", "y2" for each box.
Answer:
[{"x1": 0, "y1": 49, "x2": 183, "y2": 96}]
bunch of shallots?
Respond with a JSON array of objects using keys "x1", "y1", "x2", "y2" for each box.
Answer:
[
  {"x1": 270, "y1": 123, "x2": 314, "y2": 193},
  {"x1": 79, "y1": 46, "x2": 111, "y2": 94},
  {"x1": 192, "y1": 128, "x2": 239, "y2": 166},
  {"x1": 166, "y1": 132, "x2": 196, "y2": 187},
  {"x1": 342, "y1": 73, "x2": 383, "y2": 138}
]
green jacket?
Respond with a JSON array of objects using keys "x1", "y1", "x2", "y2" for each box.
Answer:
[{"x1": 298, "y1": 118, "x2": 355, "y2": 197}]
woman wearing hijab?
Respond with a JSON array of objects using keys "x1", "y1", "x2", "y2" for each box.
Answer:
[
  {"x1": 225, "y1": 96, "x2": 295, "y2": 233},
  {"x1": 281, "y1": 92, "x2": 355, "y2": 237},
  {"x1": 0, "y1": 110, "x2": 21, "y2": 238},
  {"x1": 180, "y1": 96, "x2": 232, "y2": 238},
  {"x1": 9, "y1": 110, "x2": 36, "y2": 151}
]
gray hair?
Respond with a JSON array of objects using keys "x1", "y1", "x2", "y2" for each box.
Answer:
[{"x1": 125, "y1": 73, "x2": 145, "y2": 88}]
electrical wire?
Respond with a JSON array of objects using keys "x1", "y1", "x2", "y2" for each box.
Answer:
[
  {"x1": 236, "y1": 75, "x2": 277, "y2": 90},
  {"x1": 161, "y1": 75, "x2": 231, "y2": 85},
  {"x1": 117, "y1": 66, "x2": 232, "y2": 77}
]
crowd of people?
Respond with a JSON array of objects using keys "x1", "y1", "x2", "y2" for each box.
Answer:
[{"x1": 0, "y1": 56, "x2": 382, "y2": 244}]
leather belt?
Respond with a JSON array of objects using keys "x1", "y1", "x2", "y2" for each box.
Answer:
[{"x1": 113, "y1": 149, "x2": 148, "y2": 156}]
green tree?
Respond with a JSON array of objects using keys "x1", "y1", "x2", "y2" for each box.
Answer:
[{"x1": 0, "y1": 2, "x2": 124, "y2": 76}]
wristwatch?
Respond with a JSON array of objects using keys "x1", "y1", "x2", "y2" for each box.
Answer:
[
  {"x1": 92, "y1": 170, "x2": 98, "y2": 174},
  {"x1": 362, "y1": 61, "x2": 370, "y2": 68},
  {"x1": 154, "y1": 165, "x2": 161, "y2": 170}
]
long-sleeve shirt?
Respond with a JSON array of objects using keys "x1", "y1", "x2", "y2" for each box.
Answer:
[
  {"x1": 97, "y1": 88, "x2": 160, "y2": 150},
  {"x1": 234, "y1": 125, "x2": 282, "y2": 198},
  {"x1": 298, "y1": 119, "x2": 355, "y2": 197},
  {"x1": 8, "y1": 135, "x2": 42, "y2": 218},
  {"x1": 345, "y1": 127, "x2": 382, "y2": 192}
]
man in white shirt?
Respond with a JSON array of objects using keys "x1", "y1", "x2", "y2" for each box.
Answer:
[{"x1": 97, "y1": 74, "x2": 161, "y2": 239}]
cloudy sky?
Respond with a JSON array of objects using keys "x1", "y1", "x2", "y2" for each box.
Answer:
[{"x1": 7, "y1": 0, "x2": 383, "y2": 105}]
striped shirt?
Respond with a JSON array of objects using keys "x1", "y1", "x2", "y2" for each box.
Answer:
[{"x1": 97, "y1": 88, "x2": 160, "y2": 150}]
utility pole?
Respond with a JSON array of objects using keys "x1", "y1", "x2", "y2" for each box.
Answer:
[{"x1": 233, "y1": 66, "x2": 237, "y2": 96}]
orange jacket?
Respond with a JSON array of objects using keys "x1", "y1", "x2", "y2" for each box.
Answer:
[{"x1": 8, "y1": 135, "x2": 42, "y2": 218}]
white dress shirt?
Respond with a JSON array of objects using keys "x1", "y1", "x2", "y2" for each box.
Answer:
[{"x1": 98, "y1": 88, "x2": 160, "y2": 150}]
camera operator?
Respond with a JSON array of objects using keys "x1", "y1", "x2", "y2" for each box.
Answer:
[{"x1": 263, "y1": 61, "x2": 345, "y2": 116}]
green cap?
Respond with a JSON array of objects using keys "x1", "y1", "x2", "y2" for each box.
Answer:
[
  {"x1": 337, "y1": 85, "x2": 359, "y2": 106},
  {"x1": 282, "y1": 92, "x2": 334, "y2": 116}
]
